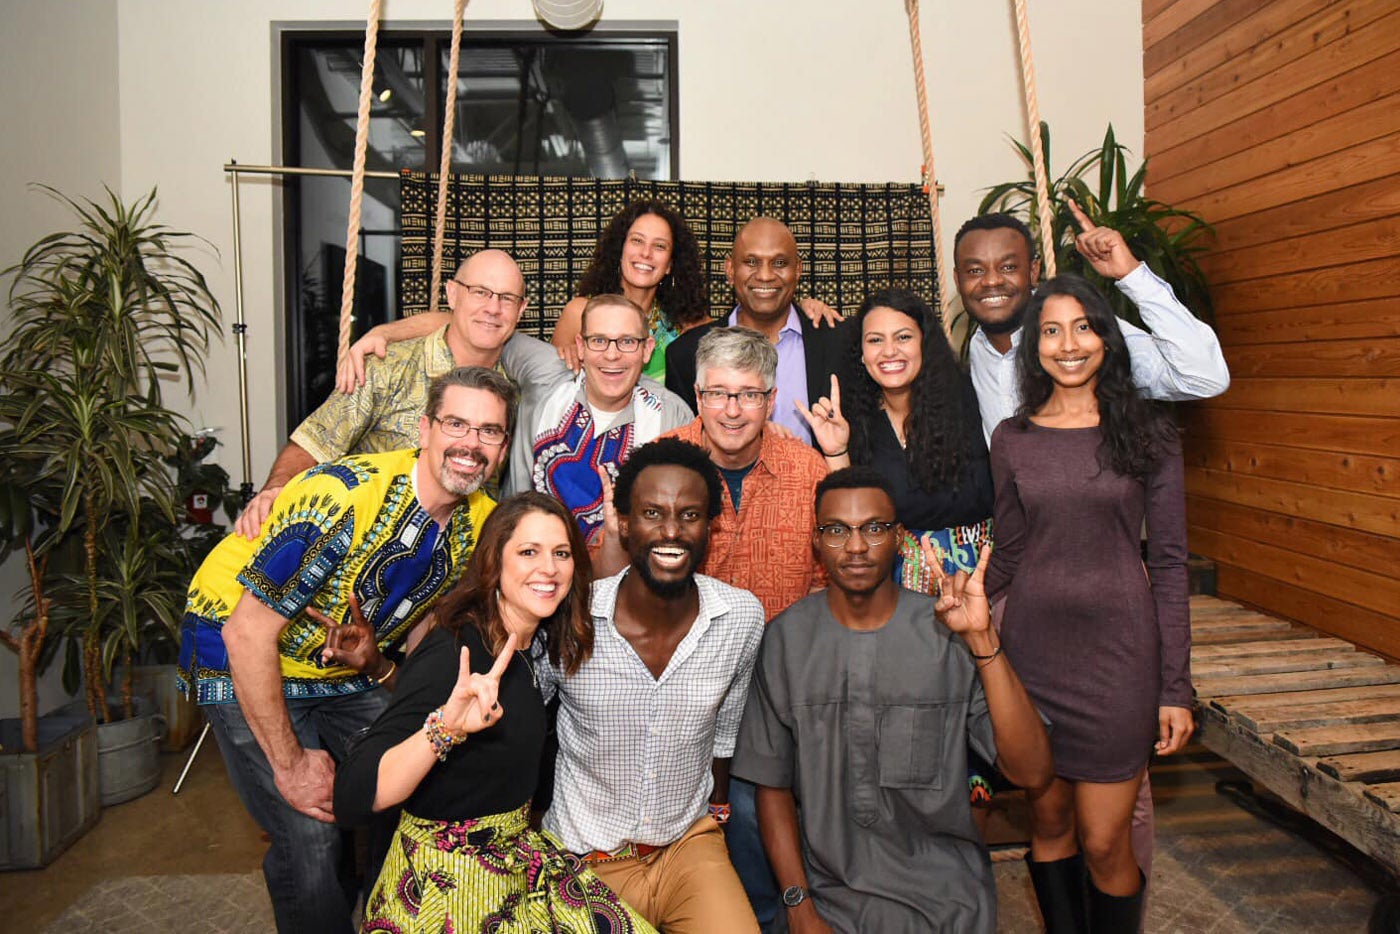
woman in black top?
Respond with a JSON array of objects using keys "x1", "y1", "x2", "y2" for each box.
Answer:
[
  {"x1": 799, "y1": 288, "x2": 993, "y2": 593},
  {"x1": 335, "y1": 492, "x2": 655, "y2": 933}
]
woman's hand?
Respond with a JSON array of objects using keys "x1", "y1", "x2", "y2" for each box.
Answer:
[
  {"x1": 926, "y1": 542, "x2": 993, "y2": 637},
  {"x1": 306, "y1": 596, "x2": 390, "y2": 682},
  {"x1": 441, "y1": 633, "x2": 517, "y2": 738},
  {"x1": 795, "y1": 374, "x2": 851, "y2": 458},
  {"x1": 798, "y1": 296, "x2": 841, "y2": 328},
  {"x1": 1156, "y1": 706, "x2": 1194, "y2": 755}
]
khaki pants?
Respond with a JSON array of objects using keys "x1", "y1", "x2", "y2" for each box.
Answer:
[{"x1": 589, "y1": 816, "x2": 760, "y2": 934}]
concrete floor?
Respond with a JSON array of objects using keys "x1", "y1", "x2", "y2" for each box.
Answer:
[{"x1": 0, "y1": 742, "x2": 1385, "y2": 931}]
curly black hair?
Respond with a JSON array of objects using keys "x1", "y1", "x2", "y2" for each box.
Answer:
[
  {"x1": 1014, "y1": 274, "x2": 1178, "y2": 478},
  {"x1": 612, "y1": 437, "x2": 724, "y2": 521},
  {"x1": 576, "y1": 199, "x2": 710, "y2": 331},
  {"x1": 840, "y1": 288, "x2": 974, "y2": 491},
  {"x1": 814, "y1": 466, "x2": 898, "y2": 515},
  {"x1": 953, "y1": 212, "x2": 1036, "y2": 259}
]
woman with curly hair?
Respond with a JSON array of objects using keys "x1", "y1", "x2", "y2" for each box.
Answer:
[
  {"x1": 335, "y1": 492, "x2": 655, "y2": 933},
  {"x1": 553, "y1": 198, "x2": 709, "y2": 380},
  {"x1": 797, "y1": 287, "x2": 993, "y2": 593},
  {"x1": 985, "y1": 274, "x2": 1192, "y2": 932}
]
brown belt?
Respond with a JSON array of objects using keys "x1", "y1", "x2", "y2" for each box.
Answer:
[{"x1": 580, "y1": 841, "x2": 663, "y2": 864}]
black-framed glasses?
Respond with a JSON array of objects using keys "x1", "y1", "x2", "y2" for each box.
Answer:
[
  {"x1": 451, "y1": 279, "x2": 525, "y2": 311},
  {"x1": 816, "y1": 520, "x2": 897, "y2": 548},
  {"x1": 582, "y1": 334, "x2": 647, "y2": 354},
  {"x1": 430, "y1": 416, "x2": 508, "y2": 446},
  {"x1": 696, "y1": 388, "x2": 774, "y2": 410}
]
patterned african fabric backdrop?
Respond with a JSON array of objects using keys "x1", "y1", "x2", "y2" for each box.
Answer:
[{"x1": 397, "y1": 171, "x2": 939, "y2": 338}]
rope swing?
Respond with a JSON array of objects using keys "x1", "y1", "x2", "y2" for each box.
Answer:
[
  {"x1": 1011, "y1": 0, "x2": 1057, "y2": 277},
  {"x1": 901, "y1": 0, "x2": 953, "y2": 338},
  {"x1": 338, "y1": 0, "x2": 469, "y2": 364}
]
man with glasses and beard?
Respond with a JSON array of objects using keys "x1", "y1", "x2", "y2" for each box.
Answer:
[
  {"x1": 732, "y1": 467, "x2": 1051, "y2": 934},
  {"x1": 178, "y1": 367, "x2": 514, "y2": 934},
  {"x1": 541, "y1": 437, "x2": 766, "y2": 934}
]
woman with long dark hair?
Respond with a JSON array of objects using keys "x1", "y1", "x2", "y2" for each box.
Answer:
[
  {"x1": 984, "y1": 274, "x2": 1192, "y2": 932},
  {"x1": 335, "y1": 492, "x2": 655, "y2": 933},
  {"x1": 554, "y1": 198, "x2": 709, "y2": 379},
  {"x1": 797, "y1": 287, "x2": 993, "y2": 592}
]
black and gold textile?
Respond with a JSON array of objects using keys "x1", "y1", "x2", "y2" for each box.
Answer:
[{"x1": 398, "y1": 171, "x2": 939, "y2": 336}]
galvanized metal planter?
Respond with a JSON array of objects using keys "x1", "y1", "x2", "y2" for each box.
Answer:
[
  {"x1": 0, "y1": 708, "x2": 101, "y2": 870},
  {"x1": 96, "y1": 696, "x2": 163, "y2": 806}
]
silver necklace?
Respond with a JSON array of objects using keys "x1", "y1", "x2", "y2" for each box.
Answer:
[{"x1": 516, "y1": 647, "x2": 539, "y2": 689}]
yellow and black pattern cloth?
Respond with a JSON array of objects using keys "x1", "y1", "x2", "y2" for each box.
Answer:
[
  {"x1": 366, "y1": 804, "x2": 656, "y2": 934},
  {"x1": 397, "y1": 171, "x2": 939, "y2": 334},
  {"x1": 177, "y1": 448, "x2": 495, "y2": 705}
]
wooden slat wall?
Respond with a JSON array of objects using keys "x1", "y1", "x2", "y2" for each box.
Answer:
[{"x1": 1143, "y1": 2, "x2": 1400, "y2": 657}]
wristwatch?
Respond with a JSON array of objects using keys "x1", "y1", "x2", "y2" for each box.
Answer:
[{"x1": 781, "y1": 885, "x2": 808, "y2": 908}]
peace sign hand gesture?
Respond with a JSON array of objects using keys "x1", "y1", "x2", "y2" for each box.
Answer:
[
  {"x1": 795, "y1": 374, "x2": 851, "y2": 460},
  {"x1": 925, "y1": 542, "x2": 994, "y2": 637},
  {"x1": 440, "y1": 632, "x2": 517, "y2": 739},
  {"x1": 1066, "y1": 198, "x2": 1142, "y2": 281}
]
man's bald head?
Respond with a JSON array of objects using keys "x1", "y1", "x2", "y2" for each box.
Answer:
[
  {"x1": 725, "y1": 217, "x2": 802, "y2": 324},
  {"x1": 444, "y1": 248, "x2": 528, "y2": 363}
]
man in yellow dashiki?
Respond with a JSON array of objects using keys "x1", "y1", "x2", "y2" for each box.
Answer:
[{"x1": 177, "y1": 367, "x2": 514, "y2": 934}]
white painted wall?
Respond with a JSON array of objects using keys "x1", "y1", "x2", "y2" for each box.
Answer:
[
  {"x1": 0, "y1": 0, "x2": 1143, "y2": 715},
  {"x1": 0, "y1": 0, "x2": 122, "y2": 720}
]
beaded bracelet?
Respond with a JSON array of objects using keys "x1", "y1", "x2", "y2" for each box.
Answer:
[
  {"x1": 708, "y1": 802, "x2": 732, "y2": 825},
  {"x1": 423, "y1": 706, "x2": 463, "y2": 762}
]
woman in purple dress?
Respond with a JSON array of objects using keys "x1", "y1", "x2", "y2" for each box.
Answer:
[{"x1": 984, "y1": 275, "x2": 1193, "y2": 933}]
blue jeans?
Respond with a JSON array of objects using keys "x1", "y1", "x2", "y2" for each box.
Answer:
[
  {"x1": 205, "y1": 689, "x2": 389, "y2": 934},
  {"x1": 728, "y1": 777, "x2": 779, "y2": 930}
]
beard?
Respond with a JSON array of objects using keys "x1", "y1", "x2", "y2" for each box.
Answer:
[
  {"x1": 630, "y1": 537, "x2": 709, "y2": 598},
  {"x1": 974, "y1": 310, "x2": 1024, "y2": 335},
  {"x1": 437, "y1": 444, "x2": 488, "y2": 496}
]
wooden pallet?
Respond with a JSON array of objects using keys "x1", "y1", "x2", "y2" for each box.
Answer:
[{"x1": 1189, "y1": 594, "x2": 1400, "y2": 875}]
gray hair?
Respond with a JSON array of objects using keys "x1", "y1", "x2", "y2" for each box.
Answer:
[
  {"x1": 425, "y1": 366, "x2": 519, "y2": 434},
  {"x1": 694, "y1": 326, "x2": 777, "y2": 390}
]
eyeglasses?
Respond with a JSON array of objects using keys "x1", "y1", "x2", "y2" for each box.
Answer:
[
  {"x1": 696, "y1": 388, "x2": 774, "y2": 410},
  {"x1": 431, "y1": 416, "x2": 508, "y2": 446},
  {"x1": 582, "y1": 334, "x2": 646, "y2": 354},
  {"x1": 452, "y1": 279, "x2": 525, "y2": 311},
  {"x1": 816, "y1": 520, "x2": 897, "y2": 548}
]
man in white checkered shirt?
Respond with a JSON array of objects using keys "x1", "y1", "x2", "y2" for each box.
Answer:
[{"x1": 542, "y1": 437, "x2": 765, "y2": 933}]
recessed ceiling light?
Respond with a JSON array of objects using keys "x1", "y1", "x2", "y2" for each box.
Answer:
[
  {"x1": 410, "y1": 129, "x2": 426, "y2": 138},
  {"x1": 379, "y1": 88, "x2": 392, "y2": 102}
]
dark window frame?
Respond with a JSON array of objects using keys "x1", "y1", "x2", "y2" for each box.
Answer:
[{"x1": 278, "y1": 26, "x2": 679, "y2": 429}]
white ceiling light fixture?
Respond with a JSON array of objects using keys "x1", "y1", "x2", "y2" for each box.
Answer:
[{"x1": 532, "y1": 0, "x2": 603, "y2": 31}]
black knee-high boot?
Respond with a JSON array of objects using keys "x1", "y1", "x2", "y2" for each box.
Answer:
[
  {"x1": 1026, "y1": 852, "x2": 1088, "y2": 933},
  {"x1": 1087, "y1": 870, "x2": 1145, "y2": 934}
]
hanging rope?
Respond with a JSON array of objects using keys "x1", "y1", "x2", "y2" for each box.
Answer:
[
  {"x1": 901, "y1": 0, "x2": 953, "y2": 337},
  {"x1": 1011, "y1": 0, "x2": 1057, "y2": 277},
  {"x1": 428, "y1": 0, "x2": 469, "y2": 314},
  {"x1": 337, "y1": 0, "x2": 384, "y2": 372}
]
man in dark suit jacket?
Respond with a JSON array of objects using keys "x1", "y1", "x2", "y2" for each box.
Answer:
[{"x1": 666, "y1": 217, "x2": 849, "y2": 447}]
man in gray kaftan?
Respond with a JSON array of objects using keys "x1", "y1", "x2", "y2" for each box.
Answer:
[{"x1": 732, "y1": 466, "x2": 1051, "y2": 934}]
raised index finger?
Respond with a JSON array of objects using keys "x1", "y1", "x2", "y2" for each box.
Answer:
[
  {"x1": 488, "y1": 632, "x2": 518, "y2": 680},
  {"x1": 828, "y1": 374, "x2": 842, "y2": 415},
  {"x1": 1066, "y1": 197, "x2": 1097, "y2": 233}
]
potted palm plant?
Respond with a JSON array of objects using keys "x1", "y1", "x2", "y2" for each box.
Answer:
[
  {"x1": 961, "y1": 122, "x2": 1215, "y2": 354},
  {"x1": 1, "y1": 185, "x2": 220, "y2": 820}
]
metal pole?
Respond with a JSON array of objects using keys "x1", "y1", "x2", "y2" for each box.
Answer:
[
  {"x1": 223, "y1": 163, "x2": 398, "y2": 180},
  {"x1": 228, "y1": 160, "x2": 255, "y2": 506},
  {"x1": 171, "y1": 721, "x2": 211, "y2": 795}
]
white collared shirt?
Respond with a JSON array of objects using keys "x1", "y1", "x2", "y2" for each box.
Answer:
[
  {"x1": 969, "y1": 264, "x2": 1231, "y2": 444},
  {"x1": 542, "y1": 570, "x2": 765, "y2": 853}
]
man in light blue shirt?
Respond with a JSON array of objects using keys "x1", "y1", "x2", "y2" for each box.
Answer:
[{"x1": 957, "y1": 202, "x2": 1230, "y2": 444}]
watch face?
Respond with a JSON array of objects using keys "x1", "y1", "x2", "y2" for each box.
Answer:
[{"x1": 782, "y1": 885, "x2": 806, "y2": 907}]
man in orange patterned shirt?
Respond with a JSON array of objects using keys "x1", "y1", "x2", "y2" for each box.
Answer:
[{"x1": 662, "y1": 325, "x2": 827, "y2": 929}]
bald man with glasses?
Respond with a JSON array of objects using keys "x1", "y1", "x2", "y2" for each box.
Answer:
[{"x1": 235, "y1": 249, "x2": 533, "y2": 539}]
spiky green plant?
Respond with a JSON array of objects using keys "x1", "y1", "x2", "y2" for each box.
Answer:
[{"x1": 1, "y1": 185, "x2": 220, "y2": 725}]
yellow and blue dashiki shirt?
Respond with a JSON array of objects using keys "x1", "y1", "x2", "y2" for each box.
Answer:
[{"x1": 177, "y1": 448, "x2": 496, "y2": 705}]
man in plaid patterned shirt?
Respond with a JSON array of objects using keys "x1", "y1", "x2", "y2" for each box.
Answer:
[{"x1": 542, "y1": 437, "x2": 765, "y2": 933}]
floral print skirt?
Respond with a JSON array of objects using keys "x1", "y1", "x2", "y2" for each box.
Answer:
[{"x1": 363, "y1": 804, "x2": 656, "y2": 934}]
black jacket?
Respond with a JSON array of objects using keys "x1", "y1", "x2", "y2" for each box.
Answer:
[{"x1": 664, "y1": 307, "x2": 853, "y2": 417}]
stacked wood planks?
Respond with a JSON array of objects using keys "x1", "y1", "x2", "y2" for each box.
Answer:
[{"x1": 1190, "y1": 594, "x2": 1400, "y2": 873}]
